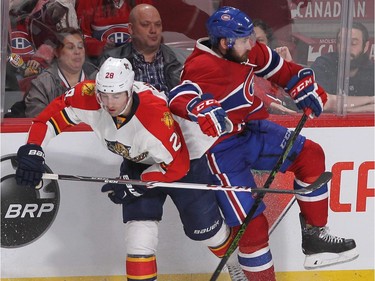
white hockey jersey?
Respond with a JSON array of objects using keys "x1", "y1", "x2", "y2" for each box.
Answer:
[{"x1": 26, "y1": 80, "x2": 190, "y2": 182}]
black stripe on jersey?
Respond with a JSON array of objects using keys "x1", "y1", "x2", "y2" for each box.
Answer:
[
  {"x1": 48, "y1": 118, "x2": 61, "y2": 136},
  {"x1": 61, "y1": 109, "x2": 77, "y2": 125},
  {"x1": 48, "y1": 109, "x2": 77, "y2": 135}
]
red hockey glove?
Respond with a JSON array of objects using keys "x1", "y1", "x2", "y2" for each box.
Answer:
[
  {"x1": 187, "y1": 94, "x2": 227, "y2": 137},
  {"x1": 285, "y1": 68, "x2": 327, "y2": 117}
]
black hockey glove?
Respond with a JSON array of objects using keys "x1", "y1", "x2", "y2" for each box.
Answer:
[
  {"x1": 16, "y1": 144, "x2": 45, "y2": 188},
  {"x1": 101, "y1": 175, "x2": 148, "y2": 204}
]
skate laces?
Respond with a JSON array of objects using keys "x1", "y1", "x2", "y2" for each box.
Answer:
[
  {"x1": 318, "y1": 227, "x2": 344, "y2": 243},
  {"x1": 227, "y1": 264, "x2": 247, "y2": 280}
]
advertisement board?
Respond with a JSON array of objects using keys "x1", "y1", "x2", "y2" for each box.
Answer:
[{"x1": 1, "y1": 117, "x2": 374, "y2": 280}]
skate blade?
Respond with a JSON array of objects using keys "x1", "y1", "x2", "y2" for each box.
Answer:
[{"x1": 304, "y1": 248, "x2": 359, "y2": 269}]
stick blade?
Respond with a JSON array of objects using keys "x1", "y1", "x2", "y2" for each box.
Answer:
[{"x1": 296, "y1": 171, "x2": 333, "y2": 195}]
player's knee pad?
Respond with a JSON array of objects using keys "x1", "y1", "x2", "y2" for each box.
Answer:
[
  {"x1": 125, "y1": 220, "x2": 158, "y2": 256},
  {"x1": 289, "y1": 139, "x2": 325, "y2": 183},
  {"x1": 204, "y1": 222, "x2": 230, "y2": 249}
]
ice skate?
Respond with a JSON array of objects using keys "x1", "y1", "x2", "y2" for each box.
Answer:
[
  {"x1": 226, "y1": 263, "x2": 248, "y2": 281},
  {"x1": 300, "y1": 213, "x2": 359, "y2": 269}
]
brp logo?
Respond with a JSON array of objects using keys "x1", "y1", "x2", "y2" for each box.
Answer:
[{"x1": 1, "y1": 154, "x2": 60, "y2": 248}]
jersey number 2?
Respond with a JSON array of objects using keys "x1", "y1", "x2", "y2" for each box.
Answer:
[{"x1": 170, "y1": 132, "x2": 181, "y2": 151}]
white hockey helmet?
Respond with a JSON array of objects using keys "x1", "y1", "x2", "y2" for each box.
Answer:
[{"x1": 96, "y1": 57, "x2": 135, "y2": 96}]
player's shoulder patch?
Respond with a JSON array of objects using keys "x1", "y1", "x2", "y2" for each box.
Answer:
[
  {"x1": 64, "y1": 80, "x2": 100, "y2": 110},
  {"x1": 81, "y1": 82, "x2": 96, "y2": 96},
  {"x1": 160, "y1": 111, "x2": 174, "y2": 129}
]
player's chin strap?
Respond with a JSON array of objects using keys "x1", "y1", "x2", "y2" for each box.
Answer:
[
  {"x1": 209, "y1": 112, "x2": 311, "y2": 281},
  {"x1": 41, "y1": 171, "x2": 331, "y2": 195}
]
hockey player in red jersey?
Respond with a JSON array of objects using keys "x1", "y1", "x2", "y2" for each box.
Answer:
[
  {"x1": 168, "y1": 6, "x2": 358, "y2": 280},
  {"x1": 15, "y1": 57, "x2": 234, "y2": 281}
]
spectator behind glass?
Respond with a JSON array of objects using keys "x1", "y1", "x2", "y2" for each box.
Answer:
[
  {"x1": 24, "y1": 27, "x2": 98, "y2": 117},
  {"x1": 99, "y1": 3, "x2": 183, "y2": 95},
  {"x1": 253, "y1": 19, "x2": 298, "y2": 114},
  {"x1": 8, "y1": 0, "x2": 79, "y2": 92},
  {"x1": 311, "y1": 22, "x2": 374, "y2": 112},
  {"x1": 8, "y1": 0, "x2": 53, "y2": 80},
  {"x1": 76, "y1": 0, "x2": 210, "y2": 65},
  {"x1": 75, "y1": 0, "x2": 153, "y2": 64}
]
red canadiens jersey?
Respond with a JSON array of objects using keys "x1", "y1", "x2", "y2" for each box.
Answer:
[
  {"x1": 75, "y1": 0, "x2": 152, "y2": 56},
  {"x1": 27, "y1": 80, "x2": 190, "y2": 182},
  {"x1": 168, "y1": 39, "x2": 303, "y2": 155}
]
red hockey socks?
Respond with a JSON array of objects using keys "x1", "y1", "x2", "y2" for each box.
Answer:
[
  {"x1": 288, "y1": 139, "x2": 329, "y2": 226},
  {"x1": 237, "y1": 214, "x2": 276, "y2": 281},
  {"x1": 208, "y1": 227, "x2": 235, "y2": 257},
  {"x1": 126, "y1": 254, "x2": 157, "y2": 281}
]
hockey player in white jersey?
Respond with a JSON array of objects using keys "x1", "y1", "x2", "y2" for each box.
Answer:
[{"x1": 15, "y1": 57, "x2": 235, "y2": 281}]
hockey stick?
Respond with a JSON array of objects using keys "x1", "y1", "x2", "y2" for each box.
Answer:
[
  {"x1": 269, "y1": 198, "x2": 296, "y2": 235},
  {"x1": 41, "y1": 172, "x2": 330, "y2": 195},
  {"x1": 209, "y1": 113, "x2": 311, "y2": 281}
]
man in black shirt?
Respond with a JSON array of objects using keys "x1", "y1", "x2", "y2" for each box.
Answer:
[{"x1": 311, "y1": 22, "x2": 374, "y2": 112}]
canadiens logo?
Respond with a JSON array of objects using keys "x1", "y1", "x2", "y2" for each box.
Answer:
[
  {"x1": 105, "y1": 139, "x2": 148, "y2": 162},
  {"x1": 243, "y1": 70, "x2": 255, "y2": 104},
  {"x1": 11, "y1": 31, "x2": 34, "y2": 55},
  {"x1": 101, "y1": 26, "x2": 131, "y2": 45},
  {"x1": 81, "y1": 83, "x2": 95, "y2": 96},
  {"x1": 161, "y1": 112, "x2": 174, "y2": 129},
  {"x1": 221, "y1": 14, "x2": 232, "y2": 21}
]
